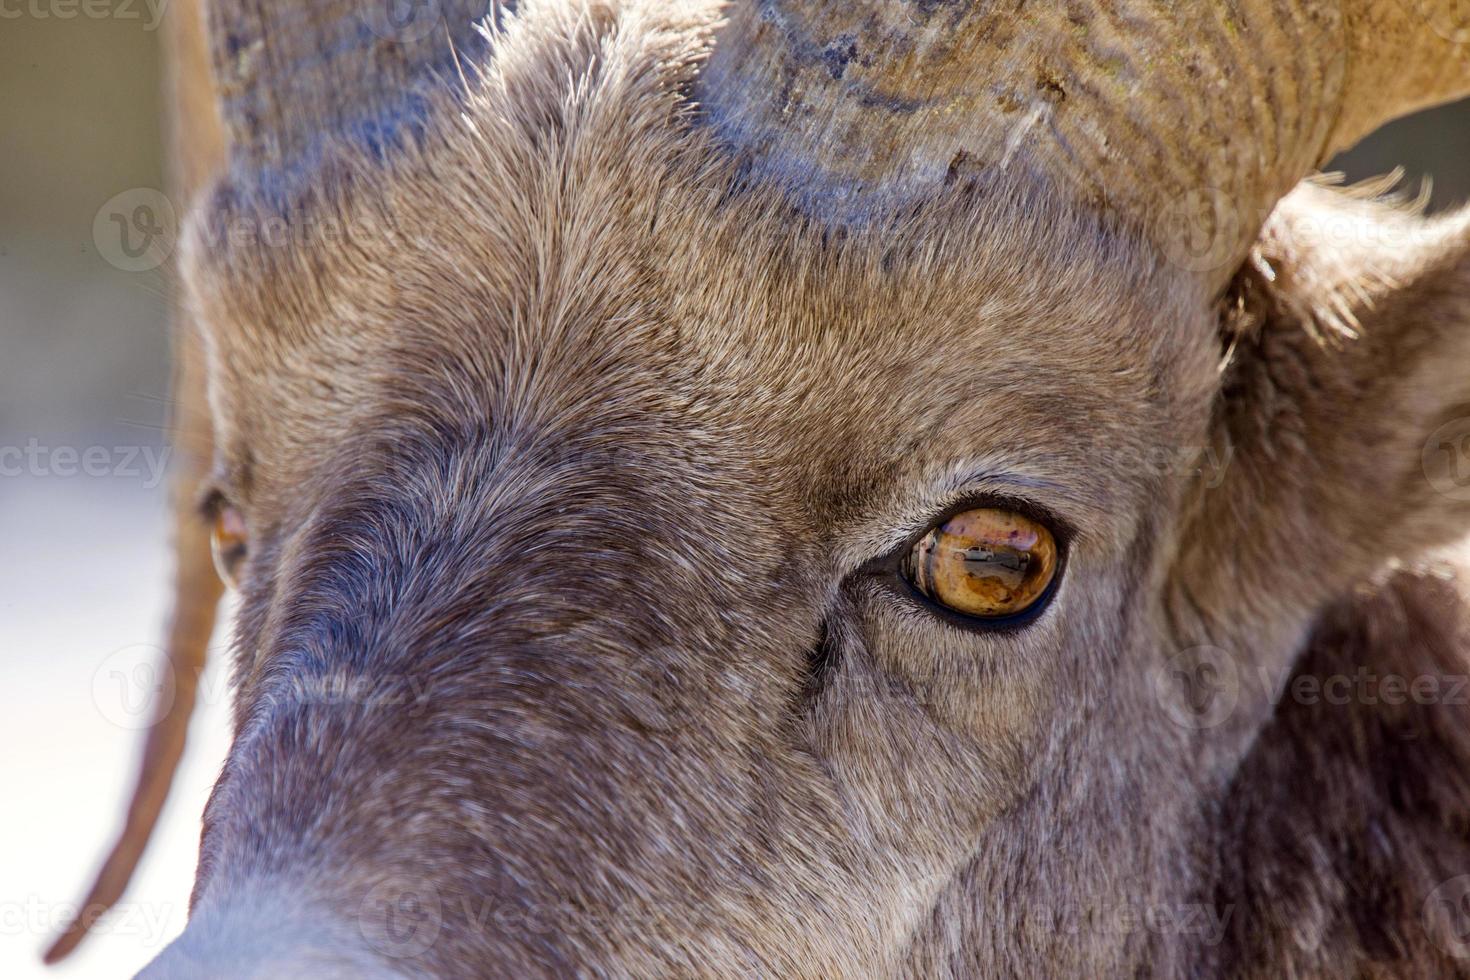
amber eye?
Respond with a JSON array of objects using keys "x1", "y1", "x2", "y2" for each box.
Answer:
[
  {"x1": 210, "y1": 505, "x2": 249, "y2": 590},
  {"x1": 901, "y1": 507, "x2": 1059, "y2": 621}
]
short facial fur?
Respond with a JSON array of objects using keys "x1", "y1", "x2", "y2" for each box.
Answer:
[{"x1": 107, "y1": 2, "x2": 1470, "y2": 976}]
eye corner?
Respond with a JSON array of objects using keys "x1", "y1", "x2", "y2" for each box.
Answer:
[{"x1": 196, "y1": 484, "x2": 228, "y2": 524}]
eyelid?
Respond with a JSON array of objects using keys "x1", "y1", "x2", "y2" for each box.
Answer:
[
  {"x1": 829, "y1": 458, "x2": 1090, "y2": 577},
  {"x1": 877, "y1": 563, "x2": 1064, "y2": 633},
  {"x1": 856, "y1": 492, "x2": 1073, "y2": 578},
  {"x1": 196, "y1": 485, "x2": 227, "y2": 524},
  {"x1": 837, "y1": 477, "x2": 1073, "y2": 572},
  {"x1": 196, "y1": 478, "x2": 247, "y2": 528},
  {"x1": 197, "y1": 462, "x2": 249, "y2": 524}
]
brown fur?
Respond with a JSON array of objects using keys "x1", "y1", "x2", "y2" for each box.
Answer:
[
  {"x1": 1211, "y1": 567, "x2": 1470, "y2": 978},
  {"x1": 97, "y1": 2, "x2": 1470, "y2": 976}
]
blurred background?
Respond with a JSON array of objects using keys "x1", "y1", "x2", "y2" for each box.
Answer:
[
  {"x1": 1, "y1": 11, "x2": 1468, "y2": 980},
  {"x1": 1, "y1": 15, "x2": 233, "y2": 980}
]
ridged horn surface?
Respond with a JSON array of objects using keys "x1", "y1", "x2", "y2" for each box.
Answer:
[{"x1": 700, "y1": 1, "x2": 1470, "y2": 285}]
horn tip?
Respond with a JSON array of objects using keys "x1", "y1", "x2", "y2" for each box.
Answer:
[{"x1": 41, "y1": 924, "x2": 84, "y2": 965}]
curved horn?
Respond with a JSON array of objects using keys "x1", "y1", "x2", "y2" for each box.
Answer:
[
  {"x1": 700, "y1": 1, "x2": 1470, "y2": 287},
  {"x1": 47, "y1": 1, "x2": 508, "y2": 966},
  {"x1": 210, "y1": 0, "x2": 500, "y2": 174}
]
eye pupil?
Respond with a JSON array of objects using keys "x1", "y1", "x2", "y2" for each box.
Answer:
[{"x1": 904, "y1": 507, "x2": 1059, "y2": 621}]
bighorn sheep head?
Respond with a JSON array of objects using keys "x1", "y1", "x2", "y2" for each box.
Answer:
[{"x1": 49, "y1": 2, "x2": 1470, "y2": 975}]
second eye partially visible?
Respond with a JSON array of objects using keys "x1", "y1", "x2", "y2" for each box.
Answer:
[{"x1": 208, "y1": 501, "x2": 249, "y2": 591}]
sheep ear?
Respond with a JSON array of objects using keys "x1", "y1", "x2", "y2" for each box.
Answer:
[{"x1": 1177, "y1": 181, "x2": 1470, "y2": 649}]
